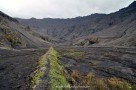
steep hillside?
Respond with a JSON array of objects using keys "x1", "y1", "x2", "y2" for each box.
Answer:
[
  {"x1": 0, "y1": 11, "x2": 50, "y2": 49},
  {"x1": 18, "y1": 1, "x2": 136, "y2": 47}
]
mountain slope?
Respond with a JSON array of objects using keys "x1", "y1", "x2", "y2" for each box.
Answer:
[
  {"x1": 17, "y1": 1, "x2": 136, "y2": 47},
  {"x1": 0, "y1": 11, "x2": 50, "y2": 49},
  {"x1": 90, "y1": 1, "x2": 136, "y2": 47}
]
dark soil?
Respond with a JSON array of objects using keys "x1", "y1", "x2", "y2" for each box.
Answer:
[
  {"x1": 56, "y1": 47, "x2": 136, "y2": 84},
  {"x1": 0, "y1": 49, "x2": 47, "y2": 90},
  {"x1": 0, "y1": 46, "x2": 136, "y2": 90}
]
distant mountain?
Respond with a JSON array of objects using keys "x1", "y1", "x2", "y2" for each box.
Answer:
[
  {"x1": 0, "y1": 11, "x2": 50, "y2": 49},
  {"x1": 17, "y1": 1, "x2": 136, "y2": 47}
]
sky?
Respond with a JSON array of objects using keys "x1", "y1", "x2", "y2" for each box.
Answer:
[{"x1": 0, "y1": 0, "x2": 135, "y2": 19}]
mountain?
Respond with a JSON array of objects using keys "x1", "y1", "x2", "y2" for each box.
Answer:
[
  {"x1": 0, "y1": 11, "x2": 50, "y2": 49},
  {"x1": 17, "y1": 1, "x2": 136, "y2": 47}
]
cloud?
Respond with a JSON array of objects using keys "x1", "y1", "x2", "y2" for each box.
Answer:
[{"x1": 0, "y1": 0, "x2": 135, "y2": 18}]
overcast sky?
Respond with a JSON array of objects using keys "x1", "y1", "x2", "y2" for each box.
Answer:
[{"x1": 0, "y1": 0, "x2": 135, "y2": 19}]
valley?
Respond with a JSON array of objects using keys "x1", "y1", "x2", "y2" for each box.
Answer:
[{"x1": 0, "y1": 1, "x2": 136, "y2": 90}]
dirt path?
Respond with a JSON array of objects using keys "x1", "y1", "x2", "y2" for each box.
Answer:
[
  {"x1": 32, "y1": 59, "x2": 50, "y2": 90},
  {"x1": 32, "y1": 47, "x2": 70, "y2": 90}
]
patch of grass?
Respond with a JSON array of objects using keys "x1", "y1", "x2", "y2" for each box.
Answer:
[
  {"x1": 75, "y1": 36, "x2": 98, "y2": 46},
  {"x1": 31, "y1": 70, "x2": 44, "y2": 86},
  {"x1": 60, "y1": 49, "x2": 86, "y2": 59},
  {"x1": 4, "y1": 34, "x2": 22, "y2": 47},
  {"x1": 108, "y1": 77, "x2": 132, "y2": 90},
  {"x1": 81, "y1": 73, "x2": 107, "y2": 90},
  {"x1": 49, "y1": 47, "x2": 70, "y2": 90},
  {"x1": 95, "y1": 79, "x2": 108, "y2": 90},
  {"x1": 79, "y1": 73, "x2": 133, "y2": 90},
  {"x1": 82, "y1": 73, "x2": 95, "y2": 86},
  {"x1": 31, "y1": 53, "x2": 47, "y2": 87},
  {"x1": 38, "y1": 54, "x2": 47, "y2": 67}
]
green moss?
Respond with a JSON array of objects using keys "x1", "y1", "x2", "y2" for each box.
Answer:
[
  {"x1": 30, "y1": 47, "x2": 70, "y2": 89},
  {"x1": 31, "y1": 70, "x2": 44, "y2": 86},
  {"x1": 49, "y1": 47, "x2": 70, "y2": 90},
  {"x1": 31, "y1": 53, "x2": 47, "y2": 87},
  {"x1": 38, "y1": 54, "x2": 47, "y2": 67}
]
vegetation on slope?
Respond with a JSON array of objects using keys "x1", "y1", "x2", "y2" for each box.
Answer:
[
  {"x1": 74, "y1": 36, "x2": 99, "y2": 46},
  {"x1": 0, "y1": 20, "x2": 23, "y2": 48}
]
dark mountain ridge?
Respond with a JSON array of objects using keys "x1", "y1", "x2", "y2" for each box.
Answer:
[
  {"x1": 17, "y1": 1, "x2": 136, "y2": 47},
  {"x1": 0, "y1": 11, "x2": 18, "y2": 22}
]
